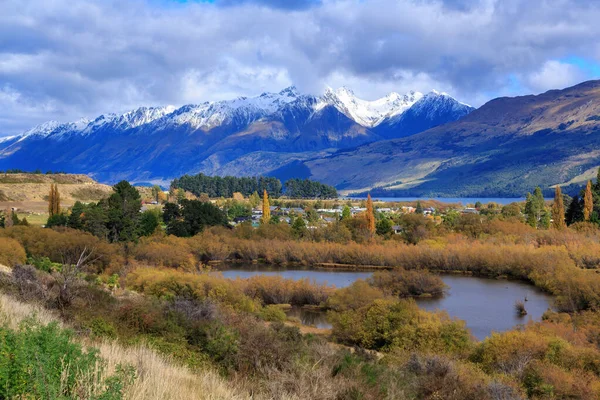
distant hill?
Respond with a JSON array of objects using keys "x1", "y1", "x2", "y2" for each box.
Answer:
[
  {"x1": 300, "y1": 80, "x2": 600, "y2": 197},
  {"x1": 0, "y1": 87, "x2": 472, "y2": 185},
  {"x1": 0, "y1": 173, "x2": 113, "y2": 213}
]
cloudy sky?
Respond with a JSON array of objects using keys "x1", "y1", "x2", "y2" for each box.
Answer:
[{"x1": 1, "y1": 0, "x2": 600, "y2": 135}]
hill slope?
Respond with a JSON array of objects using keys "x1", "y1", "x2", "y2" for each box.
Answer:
[{"x1": 302, "y1": 80, "x2": 600, "y2": 196}]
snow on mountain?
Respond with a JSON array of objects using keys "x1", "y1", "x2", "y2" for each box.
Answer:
[
  {"x1": 316, "y1": 87, "x2": 424, "y2": 127},
  {"x1": 405, "y1": 90, "x2": 472, "y2": 119},
  {"x1": 11, "y1": 86, "x2": 469, "y2": 140},
  {"x1": 169, "y1": 86, "x2": 302, "y2": 129}
]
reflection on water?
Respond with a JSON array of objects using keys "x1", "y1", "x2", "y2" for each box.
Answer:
[
  {"x1": 217, "y1": 266, "x2": 554, "y2": 339},
  {"x1": 286, "y1": 307, "x2": 331, "y2": 329},
  {"x1": 218, "y1": 266, "x2": 372, "y2": 288}
]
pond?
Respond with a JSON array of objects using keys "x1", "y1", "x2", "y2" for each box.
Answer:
[{"x1": 217, "y1": 266, "x2": 554, "y2": 340}]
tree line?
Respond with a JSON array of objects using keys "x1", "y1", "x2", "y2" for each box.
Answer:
[{"x1": 171, "y1": 173, "x2": 338, "y2": 199}]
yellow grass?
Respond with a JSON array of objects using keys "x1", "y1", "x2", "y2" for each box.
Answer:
[{"x1": 0, "y1": 291, "x2": 252, "y2": 400}]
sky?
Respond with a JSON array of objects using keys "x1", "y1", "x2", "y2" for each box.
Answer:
[{"x1": 2, "y1": 0, "x2": 600, "y2": 135}]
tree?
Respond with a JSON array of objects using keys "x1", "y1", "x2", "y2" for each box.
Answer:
[
  {"x1": 176, "y1": 188, "x2": 186, "y2": 204},
  {"x1": 46, "y1": 213, "x2": 68, "y2": 228},
  {"x1": 341, "y1": 205, "x2": 351, "y2": 220},
  {"x1": 4, "y1": 208, "x2": 13, "y2": 228},
  {"x1": 365, "y1": 194, "x2": 376, "y2": 236},
  {"x1": 261, "y1": 189, "x2": 271, "y2": 224},
  {"x1": 551, "y1": 186, "x2": 566, "y2": 230},
  {"x1": 291, "y1": 216, "x2": 307, "y2": 238},
  {"x1": 249, "y1": 191, "x2": 260, "y2": 208},
  {"x1": 106, "y1": 181, "x2": 142, "y2": 243},
  {"x1": 139, "y1": 209, "x2": 161, "y2": 236},
  {"x1": 565, "y1": 195, "x2": 583, "y2": 225},
  {"x1": 584, "y1": 180, "x2": 594, "y2": 221},
  {"x1": 415, "y1": 201, "x2": 424, "y2": 215},
  {"x1": 166, "y1": 200, "x2": 227, "y2": 237},
  {"x1": 48, "y1": 184, "x2": 60, "y2": 216},
  {"x1": 376, "y1": 218, "x2": 393, "y2": 237},
  {"x1": 524, "y1": 187, "x2": 546, "y2": 228},
  {"x1": 151, "y1": 185, "x2": 162, "y2": 202},
  {"x1": 67, "y1": 201, "x2": 85, "y2": 230}
]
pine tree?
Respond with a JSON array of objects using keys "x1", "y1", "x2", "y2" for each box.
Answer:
[
  {"x1": 584, "y1": 180, "x2": 594, "y2": 221},
  {"x1": 415, "y1": 201, "x2": 424, "y2": 215},
  {"x1": 261, "y1": 189, "x2": 271, "y2": 224},
  {"x1": 524, "y1": 187, "x2": 546, "y2": 228},
  {"x1": 365, "y1": 194, "x2": 376, "y2": 235},
  {"x1": 551, "y1": 186, "x2": 566, "y2": 230}
]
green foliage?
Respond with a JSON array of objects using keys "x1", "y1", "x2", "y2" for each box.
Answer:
[
  {"x1": 89, "y1": 317, "x2": 118, "y2": 339},
  {"x1": 226, "y1": 201, "x2": 251, "y2": 220},
  {"x1": 138, "y1": 209, "x2": 161, "y2": 236},
  {"x1": 107, "y1": 181, "x2": 142, "y2": 243},
  {"x1": 291, "y1": 216, "x2": 307, "y2": 238},
  {"x1": 341, "y1": 205, "x2": 351, "y2": 220},
  {"x1": 376, "y1": 217, "x2": 393, "y2": 236},
  {"x1": 525, "y1": 187, "x2": 547, "y2": 229},
  {"x1": 68, "y1": 201, "x2": 85, "y2": 230},
  {"x1": 284, "y1": 178, "x2": 338, "y2": 199},
  {"x1": 329, "y1": 298, "x2": 470, "y2": 353},
  {"x1": 172, "y1": 173, "x2": 282, "y2": 198},
  {"x1": 259, "y1": 305, "x2": 287, "y2": 322},
  {"x1": 165, "y1": 200, "x2": 228, "y2": 237},
  {"x1": 0, "y1": 319, "x2": 134, "y2": 399},
  {"x1": 27, "y1": 256, "x2": 62, "y2": 273},
  {"x1": 46, "y1": 212, "x2": 68, "y2": 228}
]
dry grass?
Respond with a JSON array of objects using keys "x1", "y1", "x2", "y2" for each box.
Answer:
[{"x1": 0, "y1": 291, "x2": 252, "y2": 400}]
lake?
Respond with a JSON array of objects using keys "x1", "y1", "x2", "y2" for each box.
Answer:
[
  {"x1": 348, "y1": 197, "x2": 527, "y2": 205},
  {"x1": 218, "y1": 266, "x2": 554, "y2": 340}
]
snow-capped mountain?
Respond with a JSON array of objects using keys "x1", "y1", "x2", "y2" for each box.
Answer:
[
  {"x1": 0, "y1": 86, "x2": 473, "y2": 184},
  {"x1": 317, "y1": 87, "x2": 424, "y2": 127}
]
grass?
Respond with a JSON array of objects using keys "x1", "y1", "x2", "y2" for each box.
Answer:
[
  {"x1": 16, "y1": 212, "x2": 48, "y2": 226},
  {"x1": 0, "y1": 291, "x2": 251, "y2": 400}
]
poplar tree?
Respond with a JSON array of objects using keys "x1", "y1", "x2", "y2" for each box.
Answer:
[
  {"x1": 551, "y1": 186, "x2": 566, "y2": 230},
  {"x1": 365, "y1": 194, "x2": 376, "y2": 235},
  {"x1": 261, "y1": 189, "x2": 271, "y2": 224},
  {"x1": 584, "y1": 180, "x2": 594, "y2": 221},
  {"x1": 48, "y1": 184, "x2": 60, "y2": 216}
]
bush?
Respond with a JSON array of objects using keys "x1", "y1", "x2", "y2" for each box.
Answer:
[
  {"x1": 259, "y1": 305, "x2": 287, "y2": 322},
  {"x1": 0, "y1": 319, "x2": 134, "y2": 399},
  {"x1": 329, "y1": 298, "x2": 471, "y2": 353},
  {"x1": 368, "y1": 268, "x2": 446, "y2": 297},
  {"x1": 0, "y1": 237, "x2": 26, "y2": 266}
]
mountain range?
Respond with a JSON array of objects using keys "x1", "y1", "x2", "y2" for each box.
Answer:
[
  {"x1": 3, "y1": 80, "x2": 600, "y2": 197},
  {"x1": 0, "y1": 86, "x2": 472, "y2": 187},
  {"x1": 303, "y1": 80, "x2": 600, "y2": 197}
]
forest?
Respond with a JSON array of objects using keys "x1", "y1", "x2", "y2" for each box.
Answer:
[{"x1": 171, "y1": 173, "x2": 338, "y2": 199}]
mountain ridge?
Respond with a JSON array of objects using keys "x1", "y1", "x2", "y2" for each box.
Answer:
[{"x1": 0, "y1": 86, "x2": 472, "y2": 185}]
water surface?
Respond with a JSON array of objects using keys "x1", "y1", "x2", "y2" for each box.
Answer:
[{"x1": 217, "y1": 266, "x2": 553, "y2": 339}]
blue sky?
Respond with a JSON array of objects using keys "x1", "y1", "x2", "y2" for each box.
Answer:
[{"x1": 1, "y1": 0, "x2": 600, "y2": 135}]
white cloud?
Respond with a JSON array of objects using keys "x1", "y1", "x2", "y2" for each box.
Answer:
[
  {"x1": 1, "y1": 0, "x2": 600, "y2": 134},
  {"x1": 525, "y1": 60, "x2": 586, "y2": 93}
]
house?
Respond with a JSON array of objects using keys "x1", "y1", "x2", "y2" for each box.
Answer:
[
  {"x1": 423, "y1": 207, "x2": 436, "y2": 215},
  {"x1": 392, "y1": 225, "x2": 403, "y2": 234},
  {"x1": 462, "y1": 207, "x2": 479, "y2": 214}
]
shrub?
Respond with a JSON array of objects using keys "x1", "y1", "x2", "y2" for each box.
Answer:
[
  {"x1": 368, "y1": 268, "x2": 446, "y2": 297},
  {"x1": 0, "y1": 319, "x2": 134, "y2": 399},
  {"x1": 259, "y1": 305, "x2": 287, "y2": 322},
  {"x1": 0, "y1": 237, "x2": 26, "y2": 266},
  {"x1": 329, "y1": 298, "x2": 471, "y2": 353}
]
